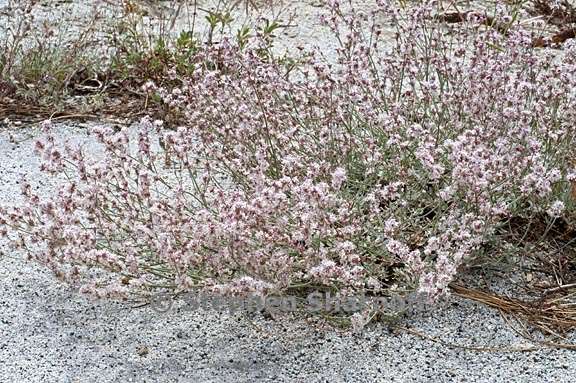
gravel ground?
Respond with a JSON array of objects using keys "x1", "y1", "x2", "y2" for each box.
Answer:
[
  {"x1": 2, "y1": 1, "x2": 576, "y2": 381},
  {"x1": 1, "y1": 124, "x2": 576, "y2": 383}
]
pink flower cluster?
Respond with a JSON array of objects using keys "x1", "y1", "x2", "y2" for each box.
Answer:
[{"x1": 2, "y1": 1, "x2": 576, "y2": 305}]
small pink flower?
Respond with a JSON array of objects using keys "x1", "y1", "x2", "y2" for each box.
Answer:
[
  {"x1": 547, "y1": 200, "x2": 565, "y2": 217},
  {"x1": 331, "y1": 167, "x2": 347, "y2": 190}
]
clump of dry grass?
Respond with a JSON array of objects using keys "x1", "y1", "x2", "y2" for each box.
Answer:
[
  {"x1": 448, "y1": 211, "x2": 576, "y2": 349},
  {"x1": 0, "y1": 0, "x2": 285, "y2": 122},
  {"x1": 452, "y1": 284, "x2": 576, "y2": 340}
]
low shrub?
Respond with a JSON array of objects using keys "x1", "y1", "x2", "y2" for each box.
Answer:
[{"x1": 2, "y1": 0, "x2": 576, "y2": 325}]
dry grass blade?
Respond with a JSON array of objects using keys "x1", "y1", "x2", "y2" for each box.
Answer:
[
  {"x1": 450, "y1": 283, "x2": 576, "y2": 349},
  {"x1": 0, "y1": 96, "x2": 153, "y2": 124},
  {"x1": 394, "y1": 325, "x2": 539, "y2": 352}
]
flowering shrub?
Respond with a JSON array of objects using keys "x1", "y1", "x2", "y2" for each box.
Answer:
[{"x1": 2, "y1": 1, "x2": 576, "y2": 316}]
